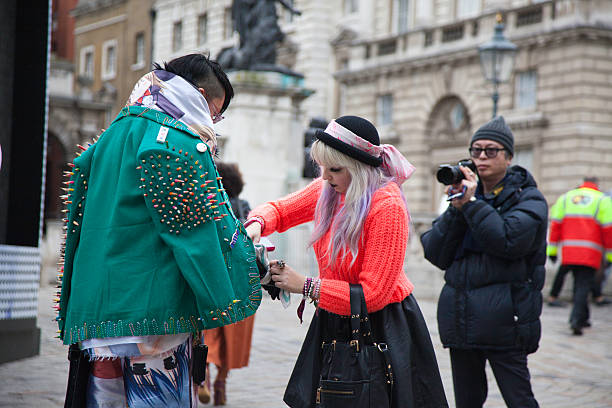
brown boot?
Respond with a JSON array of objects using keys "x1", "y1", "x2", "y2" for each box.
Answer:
[
  {"x1": 213, "y1": 379, "x2": 226, "y2": 406},
  {"x1": 198, "y1": 367, "x2": 211, "y2": 404}
]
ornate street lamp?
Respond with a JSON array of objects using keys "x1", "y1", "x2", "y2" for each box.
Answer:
[{"x1": 478, "y1": 13, "x2": 517, "y2": 118}]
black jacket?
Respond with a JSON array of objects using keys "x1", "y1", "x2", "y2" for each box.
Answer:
[{"x1": 421, "y1": 166, "x2": 547, "y2": 353}]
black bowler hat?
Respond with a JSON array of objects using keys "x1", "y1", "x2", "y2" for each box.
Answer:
[{"x1": 315, "y1": 115, "x2": 383, "y2": 167}]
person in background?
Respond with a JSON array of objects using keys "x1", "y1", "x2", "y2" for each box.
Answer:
[
  {"x1": 546, "y1": 261, "x2": 611, "y2": 307},
  {"x1": 547, "y1": 177, "x2": 612, "y2": 335},
  {"x1": 199, "y1": 162, "x2": 256, "y2": 406},
  {"x1": 246, "y1": 115, "x2": 448, "y2": 407},
  {"x1": 421, "y1": 116, "x2": 546, "y2": 408}
]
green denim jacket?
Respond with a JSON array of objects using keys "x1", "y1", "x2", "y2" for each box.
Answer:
[{"x1": 57, "y1": 106, "x2": 261, "y2": 345}]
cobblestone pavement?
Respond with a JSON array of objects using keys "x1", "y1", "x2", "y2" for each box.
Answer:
[{"x1": 1, "y1": 284, "x2": 611, "y2": 407}]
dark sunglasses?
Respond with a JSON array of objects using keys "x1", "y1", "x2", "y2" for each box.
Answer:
[{"x1": 469, "y1": 147, "x2": 505, "y2": 158}]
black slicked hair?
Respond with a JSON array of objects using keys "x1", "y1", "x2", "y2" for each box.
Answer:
[{"x1": 153, "y1": 53, "x2": 234, "y2": 114}]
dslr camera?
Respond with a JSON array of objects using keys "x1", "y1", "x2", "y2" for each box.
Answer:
[{"x1": 436, "y1": 159, "x2": 477, "y2": 185}]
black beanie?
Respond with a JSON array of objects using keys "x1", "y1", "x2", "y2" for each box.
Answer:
[
  {"x1": 315, "y1": 115, "x2": 383, "y2": 167},
  {"x1": 470, "y1": 116, "x2": 514, "y2": 156}
]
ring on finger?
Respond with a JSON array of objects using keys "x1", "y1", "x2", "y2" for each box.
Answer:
[{"x1": 277, "y1": 260, "x2": 285, "y2": 269}]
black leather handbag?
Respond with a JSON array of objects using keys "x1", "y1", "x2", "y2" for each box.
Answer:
[
  {"x1": 316, "y1": 284, "x2": 394, "y2": 407},
  {"x1": 192, "y1": 336, "x2": 208, "y2": 385},
  {"x1": 64, "y1": 344, "x2": 91, "y2": 408}
]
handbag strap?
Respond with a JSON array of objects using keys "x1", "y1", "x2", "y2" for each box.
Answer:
[
  {"x1": 349, "y1": 284, "x2": 374, "y2": 349},
  {"x1": 349, "y1": 284, "x2": 361, "y2": 347},
  {"x1": 359, "y1": 289, "x2": 374, "y2": 344}
]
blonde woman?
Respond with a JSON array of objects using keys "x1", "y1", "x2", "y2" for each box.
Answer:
[{"x1": 246, "y1": 116, "x2": 448, "y2": 408}]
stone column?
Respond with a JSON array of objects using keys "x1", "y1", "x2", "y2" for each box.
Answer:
[
  {"x1": 214, "y1": 71, "x2": 319, "y2": 278},
  {"x1": 215, "y1": 71, "x2": 314, "y2": 207}
]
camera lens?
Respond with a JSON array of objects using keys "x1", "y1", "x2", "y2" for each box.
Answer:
[
  {"x1": 436, "y1": 160, "x2": 476, "y2": 185},
  {"x1": 436, "y1": 165, "x2": 464, "y2": 185}
]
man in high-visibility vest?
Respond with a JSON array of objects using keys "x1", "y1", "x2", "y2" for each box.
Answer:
[{"x1": 547, "y1": 177, "x2": 612, "y2": 335}]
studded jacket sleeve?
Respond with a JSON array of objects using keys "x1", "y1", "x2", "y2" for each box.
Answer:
[{"x1": 136, "y1": 129, "x2": 261, "y2": 326}]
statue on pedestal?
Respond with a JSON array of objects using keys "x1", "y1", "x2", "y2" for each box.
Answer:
[{"x1": 218, "y1": 0, "x2": 302, "y2": 75}]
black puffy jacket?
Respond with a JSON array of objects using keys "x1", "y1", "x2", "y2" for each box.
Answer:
[{"x1": 421, "y1": 166, "x2": 547, "y2": 354}]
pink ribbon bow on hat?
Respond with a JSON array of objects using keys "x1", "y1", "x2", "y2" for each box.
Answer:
[
  {"x1": 324, "y1": 119, "x2": 416, "y2": 185},
  {"x1": 380, "y1": 144, "x2": 416, "y2": 185}
]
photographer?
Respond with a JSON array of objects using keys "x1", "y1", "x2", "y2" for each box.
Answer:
[{"x1": 421, "y1": 116, "x2": 547, "y2": 408}]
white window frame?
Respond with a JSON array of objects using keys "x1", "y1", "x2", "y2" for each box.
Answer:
[
  {"x1": 101, "y1": 39, "x2": 117, "y2": 80},
  {"x1": 415, "y1": 0, "x2": 432, "y2": 23},
  {"x1": 224, "y1": 8, "x2": 233, "y2": 40},
  {"x1": 394, "y1": 0, "x2": 411, "y2": 33},
  {"x1": 132, "y1": 32, "x2": 145, "y2": 70},
  {"x1": 513, "y1": 147, "x2": 534, "y2": 173},
  {"x1": 377, "y1": 94, "x2": 393, "y2": 126},
  {"x1": 450, "y1": 102, "x2": 466, "y2": 130},
  {"x1": 198, "y1": 14, "x2": 208, "y2": 45},
  {"x1": 456, "y1": 0, "x2": 480, "y2": 19},
  {"x1": 172, "y1": 21, "x2": 183, "y2": 52},
  {"x1": 515, "y1": 70, "x2": 538, "y2": 110},
  {"x1": 79, "y1": 45, "x2": 95, "y2": 79},
  {"x1": 344, "y1": 0, "x2": 358, "y2": 15}
]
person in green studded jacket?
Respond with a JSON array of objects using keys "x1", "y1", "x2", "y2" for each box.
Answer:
[{"x1": 56, "y1": 54, "x2": 261, "y2": 407}]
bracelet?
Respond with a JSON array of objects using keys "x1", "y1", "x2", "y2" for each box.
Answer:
[
  {"x1": 303, "y1": 277, "x2": 312, "y2": 297},
  {"x1": 312, "y1": 278, "x2": 321, "y2": 301},
  {"x1": 307, "y1": 278, "x2": 320, "y2": 300},
  {"x1": 244, "y1": 216, "x2": 264, "y2": 230},
  {"x1": 307, "y1": 278, "x2": 315, "y2": 298}
]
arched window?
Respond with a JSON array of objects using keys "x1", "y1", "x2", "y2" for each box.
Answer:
[
  {"x1": 426, "y1": 95, "x2": 471, "y2": 144},
  {"x1": 425, "y1": 96, "x2": 472, "y2": 213}
]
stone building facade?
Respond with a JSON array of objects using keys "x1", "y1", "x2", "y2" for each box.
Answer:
[
  {"x1": 152, "y1": 0, "x2": 612, "y2": 208},
  {"x1": 333, "y1": 0, "x2": 612, "y2": 217},
  {"x1": 72, "y1": 0, "x2": 155, "y2": 118},
  {"x1": 153, "y1": 0, "x2": 612, "y2": 297},
  {"x1": 44, "y1": 0, "x2": 156, "y2": 284},
  {"x1": 42, "y1": 0, "x2": 115, "y2": 284}
]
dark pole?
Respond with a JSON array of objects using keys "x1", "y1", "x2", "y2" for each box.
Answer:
[{"x1": 492, "y1": 81, "x2": 499, "y2": 118}]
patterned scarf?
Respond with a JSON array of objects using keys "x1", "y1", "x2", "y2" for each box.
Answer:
[
  {"x1": 323, "y1": 120, "x2": 416, "y2": 184},
  {"x1": 126, "y1": 69, "x2": 217, "y2": 150}
]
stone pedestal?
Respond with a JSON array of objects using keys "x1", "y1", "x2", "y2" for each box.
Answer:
[
  {"x1": 215, "y1": 71, "x2": 314, "y2": 208},
  {"x1": 215, "y1": 71, "x2": 319, "y2": 279}
]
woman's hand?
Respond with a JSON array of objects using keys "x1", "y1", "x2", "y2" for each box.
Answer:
[
  {"x1": 269, "y1": 260, "x2": 306, "y2": 294},
  {"x1": 246, "y1": 222, "x2": 262, "y2": 243}
]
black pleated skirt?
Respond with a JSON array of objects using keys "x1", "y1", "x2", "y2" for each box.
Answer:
[{"x1": 283, "y1": 294, "x2": 449, "y2": 408}]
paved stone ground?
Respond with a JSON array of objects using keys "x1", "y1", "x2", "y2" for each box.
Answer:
[{"x1": 1, "y1": 284, "x2": 611, "y2": 407}]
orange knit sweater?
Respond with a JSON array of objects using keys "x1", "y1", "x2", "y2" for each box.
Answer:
[{"x1": 249, "y1": 178, "x2": 414, "y2": 316}]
